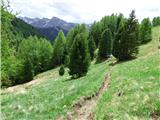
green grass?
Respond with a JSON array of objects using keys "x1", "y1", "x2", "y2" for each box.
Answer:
[
  {"x1": 1, "y1": 60, "x2": 111, "y2": 119},
  {"x1": 94, "y1": 27, "x2": 160, "y2": 120}
]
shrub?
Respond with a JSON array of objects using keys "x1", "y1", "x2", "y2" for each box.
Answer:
[{"x1": 59, "y1": 66, "x2": 65, "y2": 76}]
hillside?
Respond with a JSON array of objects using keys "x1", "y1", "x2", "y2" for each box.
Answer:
[
  {"x1": 20, "y1": 17, "x2": 76, "y2": 41},
  {"x1": 94, "y1": 26, "x2": 160, "y2": 119},
  {"x1": 1, "y1": 9, "x2": 44, "y2": 49},
  {"x1": 11, "y1": 17, "x2": 43, "y2": 38},
  {"x1": 1, "y1": 9, "x2": 49, "y2": 87},
  {"x1": 1, "y1": 27, "x2": 160, "y2": 119},
  {"x1": 2, "y1": 11, "x2": 43, "y2": 40}
]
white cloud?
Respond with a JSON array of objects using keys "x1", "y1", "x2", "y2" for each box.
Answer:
[{"x1": 10, "y1": 0, "x2": 160, "y2": 23}]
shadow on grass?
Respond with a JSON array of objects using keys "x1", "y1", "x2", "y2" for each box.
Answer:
[
  {"x1": 95, "y1": 57, "x2": 112, "y2": 64},
  {"x1": 109, "y1": 57, "x2": 137, "y2": 66},
  {"x1": 63, "y1": 77, "x2": 74, "y2": 82},
  {"x1": 62, "y1": 75, "x2": 86, "y2": 82}
]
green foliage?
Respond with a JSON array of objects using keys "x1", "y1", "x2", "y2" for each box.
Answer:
[
  {"x1": 59, "y1": 66, "x2": 65, "y2": 76},
  {"x1": 88, "y1": 36, "x2": 96, "y2": 60},
  {"x1": 66, "y1": 29, "x2": 74, "y2": 53},
  {"x1": 113, "y1": 10, "x2": 139, "y2": 61},
  {"x1": 89, "y1": 21, "x2": 102, "y2": 47},
  {"x1": 1, "y1": 56, "x2": 24, "y2": 86},
  {"x1": 112, "y1": 15, "x2": 125, "y2": 60},
  {"x1": 139, "y1": 18, "x2": 152, "y2": 44},
  {"x1": 66, "y1": 24, "x2": 88, "y2": 52},
  {"x1": 66, "y1": 24, "x2": 91, "y2": 78},
  {"x1": 98, "y1": 28, "x2": 112, "y2": 60},
  {"x1": 100, "y1": 14, "x2": 119, "y2": 38},
  {"x1": 22, "y1": 60, "x2": 34, "y2": 83},
  {"x1": 18, "y1": 36, "x2": 53, "y2": 75},
  {"x1": 1, "y1": 8, "x2": 46, "y2": 87},
  {"x1": 152, "y1": 16, "x2": 160, "y2": 26},
  {"x1": 52, "y1": 30, "x2": 66, "y2": 66},
  {"x1": 68, "y1": 32, "x2": 91, "y2": 78}
]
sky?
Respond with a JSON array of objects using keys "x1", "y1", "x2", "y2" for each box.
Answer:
[{"x1": 10, "y1": 0, "x2": 160, "y2": 24}]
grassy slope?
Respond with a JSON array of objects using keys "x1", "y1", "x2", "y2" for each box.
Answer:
[
  {"x1": 1, "y1": 27, "x2": 159, "y2": 120},
  {"x1": 94, "y1": 27, "x2": 160, "y2": 120},
  {"x1": 1, "y1": 60, "x2": 111, "y2": 119}
]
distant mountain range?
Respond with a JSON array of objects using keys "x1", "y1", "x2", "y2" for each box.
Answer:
[{"x1": 19, "y1": 16, "x2": 77, "y2": 42}]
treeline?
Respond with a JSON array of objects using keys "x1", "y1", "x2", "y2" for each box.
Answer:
[
  {"x1": 152, "y1": 17, "x2": 160, "y2": 26},
  {"x1": 1, "y1": 5, "x2": 52, "y2": 86},
  {"x1": 56, "y1": 10, "x2": 154, "y2": 78},
  {"x1": 1, "y1": 3, "x2": 160, "y2": 87}
]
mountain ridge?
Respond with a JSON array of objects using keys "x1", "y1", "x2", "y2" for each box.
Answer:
[
  {"x1": 19, "y1": 16, "x2": 92, "y2": 42},
  {"x1": 19, "y1": 16, "x2": 77, "y2": 41},
  {"x1": 19, "y1": 16, "x2": 76, "y2": 29}
]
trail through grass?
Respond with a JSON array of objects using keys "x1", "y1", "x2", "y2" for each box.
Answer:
[
  {"x1": 94, "y1": 27, "x2": 160, "y2": 120},
  {"x1": 1, "y1": 60, "x2": 111, "y2": 120}
]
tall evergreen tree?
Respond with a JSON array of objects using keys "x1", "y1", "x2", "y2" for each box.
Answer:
[
  {"x1": 100, "y1": 14, "x2": 118, "y2": 39},
  {"x1": 152, "y1": 17, "x2": 160, "y2": 26},
  {"x1": 98, "y1": 28, "x2": 112, "y2": 60},
  {"x1": 112, "y1": 14, "x2": 125, "y2": 59},
  {"x1": 88, "y1": 36, "x2": 96, "y2": 60},
  {"x1": 113, "y1": 10, "x2": 139, "y2": 61},
  {"x1": 66, "y1": 24, "x2": 88, "y2": 53},
  {"x1": 90, "y1": 21, "x2": 102, "y2": 47},
  {"x1": 140, "y1": 18, "x2": 152, "y2": 44},
  {"x1": 68, "y1": 33, "x2": 90, "y2": 78},
  {"x1": 52, "y1": 30, "x2": 66, "y2": 66},
  {"x1": 66, "y1": 29, "x2": 74, "y2": 53}
]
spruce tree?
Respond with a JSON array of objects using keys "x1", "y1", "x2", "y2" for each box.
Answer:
[
  {"x1": 90, "y1": 21, "x2": 102, "y2": 47},
  {"x1": 66, "y1": 29, "x2": 74, "y2": 53},
  {"x1": 140, "y1": 18, "x2": 152, "y2": 44},
  {"x1": 68, "y1": 33, "x2": 90, "y2": 78},
  {"x1": 112, "y1": 14, "x2": 125, "y2": 59},
  {"x1": 52, "y1": 30, "x2": 66, "y2": 66},
  {"x1": 98, "y1": 28, "x2": 112, "y2": 60},
  {"x1": 88, "y1": 36, "x2": 96, "y2": 60},
  {"x1": 113, "y1": 10, "x2": 139, "y2": 61},
  {"x1": 152, "y1": 17, "x2": 160, "y2": 26},
  {"x1": 66, "y1": 24, "x2": 88, "y2": 53}
]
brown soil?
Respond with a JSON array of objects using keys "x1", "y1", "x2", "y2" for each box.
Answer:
[{"x1": 150, "y1": 111, "x2": 160, "y2": 120}]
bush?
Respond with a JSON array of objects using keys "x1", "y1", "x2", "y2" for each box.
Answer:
[
  {"x1": 59, "y1": 66, "x2": 65, "y2": 76},
  {"x1": 1, "y1": 55, "x2": 24, "y2": 87}
]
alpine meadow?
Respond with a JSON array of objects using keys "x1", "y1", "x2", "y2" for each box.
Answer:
[{"x1": 1, "y1": 0, "x2": 160, "y2": 120}]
